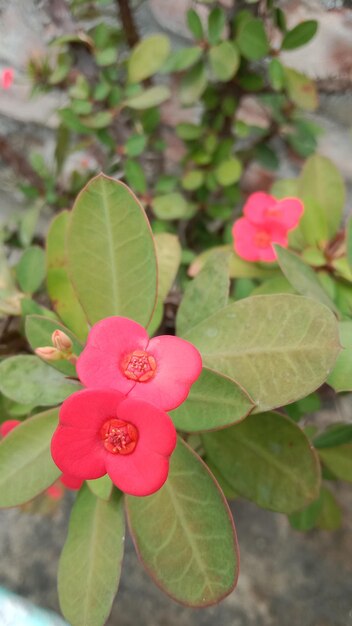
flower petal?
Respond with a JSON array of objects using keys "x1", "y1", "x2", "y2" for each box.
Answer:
[
  {"x1": 117, "y1": 397, "x2": 177, "y2": 457},
  {"x1": 59, "y1": 388, "x2": 126, "y2": 429},
  {"x1": 106, "y1": 450, "x2": 170, "y2": 496},
  {"x1": 243, "y1": 192, "x2": 276, "y2": 224},
  {"x1": 51, "y1": 424, "x2": 106, "y2": 479},
  {"x1": 273, "y1": 197, "x2": 304, "y2": 230},
  {"x1": 232, "y1": 217, "x2": 261, "y2": 262},
  {"x1": 0, "y1": 420, "x2": 20, "y2": 437},
  {"x1": 77, "y1": 316, "x2": 148, "y2": 392},
  {"x1": 126, "y1": 336, "x2": 202, "y2": 410}
]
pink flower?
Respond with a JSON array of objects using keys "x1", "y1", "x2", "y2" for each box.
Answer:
[
  {"x1": 232, "y1": 192, "x2": 304, "y2": 262},
  {"x1": 0, "y1": 419, "x2": 83, "y2": 492},
  {"x1": 232, "y1": 217, "x2": 288, "y2": 262},
  {"x1": 243, "y1": 192, "x2": 304, "y2": 230},
  {"x1": 51, "y1": 389, "x2": 177, "y2": 497},
  {"x1": 76, "y1": 317, "x2": 202, "y2": 411},
  {"x1": 1, "y1": 68, "x2": 14, "y2": 90}
]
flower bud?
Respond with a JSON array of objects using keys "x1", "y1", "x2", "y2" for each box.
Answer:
[
  {"x1": 52, "y1": 330, "x2": 73, "y2": 352},
  {"x1": 35, "y1": 346, "x2": 62, "y2": 361}
]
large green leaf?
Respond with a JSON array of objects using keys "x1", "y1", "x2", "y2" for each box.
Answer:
[
  {"x1": 126, "y1": 438, "x2": 238, "y2": 606},
  {"x1": 170, "y1": 367, "x2": 254, "y2": 432},
  {"x1": 46, "y1": 211, "x2": 89, "y2": 341},
  {"x1": 25, "y1": 315, "x2": 83, "y2": 377},
  {"x1": 203, "y1": 412, "x2": 321, "y2": 513},
  {"x1": 0, "y1": 356, "x2": 81, "y2": 406},
  {"x1": 274, "y1": 245, "x2": 338, "y2": 314},
  {"x1": 185, "y1": 294, "x2": 340, "y2": 413},
  {"x1": 128, "y1": 35, "x2": 170, "y2": 83},
  {"x1": 327, "y1": 321, "x2": 352, "y2": 392},
  {"x1": 177, "y1": 252, "x2": 229, "y2": 337},
  {"x1": 67, "y1": 174, "x2": 157, "y2": 326},
  {"x1": 0, "y1": 408, "x2": 60, "y2": 507},
  {"x1": 148, "y1": 233, "x2": 181, "y2": 335},
  {"x1": 58, "y1": 486, "x2": 124, "y2": 626},
  {"x1": 318, "y1": 445, "x2": 352, "y2": 482},
  {"x1": 298, "y1": 155, "x2": 345, "y2": 238}
]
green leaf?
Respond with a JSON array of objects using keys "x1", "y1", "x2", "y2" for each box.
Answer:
[
  {"x1": 237, "y1": 18, "x2": 269, "y2": 60},
  {"x1": 128, "y1": 35, "x2": 170, "y2": 83},
  {"x1": 284, "y1": 67, "x2": 318, "y2": 111},
  {"x1": 208, "y1": 7, "x2": 226, "y2": 45},
  {"x1": 171, "y1": 367, "x2": 254, "y2": 432},
  {"x1": 21, "y1": 298, "x2": 58, "y2": 321},
  {"x1": 328, "y1": 321, "x2": 352, "y2": 392},
  {"x1": 25, "y1": 315, "x2": 83, "y2": 377},
  {"x1": 182, "y1": 170, "x2": 204, "y2": 191},
  {"x1": 67, "y1": 174, "x2": 157, "y2": 327},
  {"x1": 298, "y1": 155, "x2": 345, "y2": 239},
  {"x1": 319, "y1": 445, "x2": 352, "y2": 482},
  {"x1": 16, "y1": 246, "x2": 46, "y2": 294},
  {"x1": 124, "y1": 159, "x2": 147, "y2": 194},
  {"x1": 215, "y1": 157, "x2": 242, "y2": 186},
  {"x1": 180, "y1": 61, "x2": 207, "y2": 106},
  {"x1": 268, "y1": 58, "x2": 285, "y2": 90},
  {"x1": 161, "y1": 47, "x2": 203, "y2": 73},
  {"x1": 47, "y1": 211, "x2": 89, "y2": 341},
  {"x1": 125, "y1": 86, "x2": 171, "y2": 110},
  {"x1": 251, "y1": 275, "x2": 295, "y2": 296},
  {"x1": 125, "y1": 134, "x2": 147, "y2": 157},
  {"x1": 58, "y1": 486, "x2": 124, "y2": 626},
  {"x1": 126, "y1": 438, "x2": 238, "y2": 606},
  {"x1": 184, "y1": 294, "x2": 340, "y2": 413},
  {"x1": 281, "y1": 20, "x2": 318, "y2": 51},
  {"x1": 274, "y1": 245, "x2": 338, "y2": 314},
  {"x1": 188, "y1": 246, "x2": 278, "y2": 279},
  {"x1": 86, "y1": 475, "x2": 113, "y2": 501},
  {"x1": 209, "y1": 42, "x2": 240, "y2": 82},
  {"x1": 316, "y1": 487, "x2": 342, "y2": 530},
  {"x1": 79, "y1": 111, "x2": 113, "y2": 130},
  {"x1": 95, "y1": 47, "x2": 118, "y2": 66},
  {"x1": 177, "y1": 252, "x2": 229, "y2": 337},
  {"x1": 347, "y1": 216, "x2": 352, "y2": 270},
  {"x1": 176, "y1": 123, "x2": 203, "y2": 141},
  {"x1": 152, "y1": 193, "x2": 194, "y2": 220},
  {"x1": 203, "y1": 412, "x2": 321, "y2": 513},
  {"x1": 0, "y1": 408, "x2": 60, "y2": 507},
  {"x1": 187, "y1": 8, "x2": 204, "y2": 40},
  {"x1": 289, "y1": 492, "x2": 323, "y2": 531},
  {"x1": 0, "y1": 356, "x2": 81, "y2": 406},
  {"x1": 314, "y1": 423, "x2": 352, "y2": 449},
  {"x1": 154, "y1": 233, "x2": 181, "y2": 302}
]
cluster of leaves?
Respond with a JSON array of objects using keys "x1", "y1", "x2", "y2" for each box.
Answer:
[{"x1": 0, "y1": 174, "x2": 350, "y2": 625}]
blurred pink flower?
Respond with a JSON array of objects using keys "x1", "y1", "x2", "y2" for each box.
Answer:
[{"x1": 1, "y1": 68, "x2": 14, "y2": 90}]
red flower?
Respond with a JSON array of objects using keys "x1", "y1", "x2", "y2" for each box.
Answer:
[
  {"x1": 51, "y1": 389, "x2": 177, "y2": 497},
  {"x1": 0, "y1": 420, "x2": 83, "y2": 492},
  {"x1": 76, "y1": 317, "x2": 202, "y2": 411},
  {"x1": 243, "y1": 192, "x2": 303, "y2": 230},
  {"x1": 1, "y1": 68, "x2": 14, "y2": 90},
  {"x1": 232, "y1": 192, "x2": 304, "y2": 262}
]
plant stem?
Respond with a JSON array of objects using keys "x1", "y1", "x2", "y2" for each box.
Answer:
[{"x1": 115, "y1": 0, "x2": 140, "y2": 48}]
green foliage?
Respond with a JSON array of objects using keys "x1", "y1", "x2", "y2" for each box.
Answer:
[
  {"x1": 0, "y1": 408, "x2": 60, "y2": 507},
  {"x1": 16, "y1": 246, "x2": 46, "y2": 294},
  {"x1": 25, "y1": 315, "x2": 83, "y2": 377},
  {"x1": 126, "y1": 438, "x2": 239, "y2": 606},
  {"x1": 128, "y1": 35, "x2": 170, "y2": 83},
  {"x1": 58, "y1": 486, "x2": 125, "y2": 626},
  {"x1": 281, "y1": 20, "x2": 318, "y2": 51},
  {"x1": 236, "y1": 18, "x2": 269, "y2": 60},
  {"x1": 203, "y1": 412, "x2": 320, "y2": 513}
]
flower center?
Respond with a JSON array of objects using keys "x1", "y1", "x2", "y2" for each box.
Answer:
[
  {"x1": 121, "y1": 350, "x2": 157, "y2": 382},
  {"x1": 101, "y1": 418, "x2": 138, "y2": 455},
  {"x1": 265, "y1": 207, "x2": 282, "y2": 219},
  {"x1": 254, "y1": 230, "x2": 271, "y2": 248}
]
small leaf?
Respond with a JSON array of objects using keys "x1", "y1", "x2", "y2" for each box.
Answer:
[
  {"x1": 203, "y1": 412, "x2": 321, "y2": 513},
  {"x1": 0, "y1": 356, "x2": 80, "y2": 406},
  {"x1": 281, "y1": 20, "x2": 318, "y2": 51},
  {"x1": 274, "y1": 245, "x2": 338, "y2": 314},
  {"x1": 347, "y1": 216, "x2": 352, "y2": 270},
  {"x1": 185, "y1": 294, "x2": 340, "y2": 413},
  {"x1": 215, "y1": 157, "x2": 242, "y2": 186},
  {"x1": 237, "y1": 18, "x2": 269, "y2": 60},
  {"x1": 208, "y1": 7, "x2": 226, "y2": 45},
  {"x1": 268, "y1": 58, "x2": 285, "y2": 90},
  {"x1": 124, "y1": 160, "x2": 147, "y2": 194},
  {"x1": 25, "y1": 315, "x2": 83, "y2": 377},
  {"x1": 171, "y1": 367, "x2": 254, "y2": 432},
  {"x1": 0, "y1": 408, "x2": 60, "y2": 507},
  {"x1": 176, "y1": 123, "x2": 203, "y2": 140},
  {"x1": 47, "y1": 210, "x2": 89, "y2": 341},
  {"x1": 126, "y1": 438, "x2": 238, "y2": 606},
  {"x1": 314, "y1": 423, "x2": 352, "y2": 450},
  {"x1": 125, "y1": 86, "x2": 171, "y2": 110},
  {"x1": 187, "y1": 8, "x2": 204, "y2": 40},
  {"x1": 16, "y1": 246, "x2": 46, "y2": 294},
  {"x1": 316, "y1": 487, "x2": 342, "y2": 530},
  {"x1": 125, "y1": 134, "x2": 147, "y2": 157},
  {"x1": 161, "y1": 47, "x2": 203, "y2": 73},
  {"x1": 152, "y1": 193, "x2": 194, "y2": 220},
  {"x1": 180, "y1": 61, "x2": 207, "y2": 106},
  {"x1": 58, "y1": 486, "x2": 125, "y2": 626},
  {"x1": 87, "y1": 475, "x2": 113, "y2": 501},
  {"x1": 177, "y1": 252, "x2": 229, "y2": 336},
  {"x1": 209, "y1": 42, "x2": 240, "y2": 82},
  {"x1": 128, "y1": 35, "x2": 170, "y2": 83},
  {"x1": 67, "y1": 174, "x2": 157, "y2": 327},
  {"x1": 319, "y1": 445, "x2": 352, "y2": 482},
  {"x1": 284, "y1": 67, "x2": 318, "y2": 111},
  {"x1": 289, "y1": 493, "x2": 323, "y2": 531},
  {"x1": 182, "y1": 170, "x2": 204, "y2": 191},
  {"x1": 154, "y1": 233, "x2": 181, "y2": 302},
  {"x1": 328, "y1": 321, "x2": 352, "y2": 392}
]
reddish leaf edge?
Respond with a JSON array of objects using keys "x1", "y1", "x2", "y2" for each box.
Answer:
[{"x1": 125, "y1": 436, "x2": 240, "y2": 608}]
